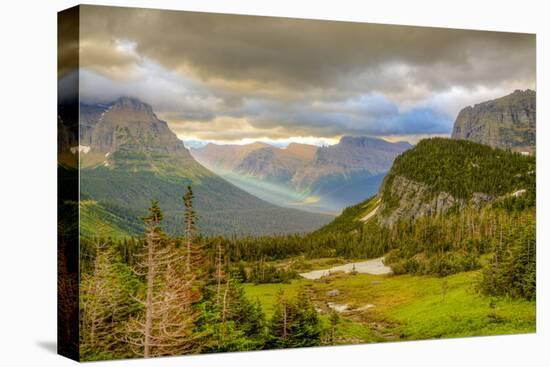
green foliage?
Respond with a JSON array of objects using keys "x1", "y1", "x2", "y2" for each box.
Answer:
[
  {"x1": 382, "y1": 208, "x2": 534, "y2": 278},
  {"x1": 248, "y1": 261, "x2": 299, "y2": 284},
  {"x1": 266, "y1": 290, "x2": 322, "y2": 349},
  {"x1": 79, "y1": 244, "x2": 143, "y2": 361},
  {"x1": 80, "y1": 237, "x2": 144, "y2": 274},
  {"x1": 196, "y1": 276, "x2": 267, "y2": 352},
  {"x1": 76, "y1": 134, "x2": 538, "y2": 361},
  {"x1": 183, "y1": 185, "x2": 197, "y2": 238},
  {"x1": 245, "y1": 271, "x2": 535, "y2": 344},
  {"x1": 313, "y1": 196, "x2": 377, "y2": 236},
  {"x1": 480, "y1": 218, "x2": 536, "y2": 300},
  {"x1": 325, "y1": 309, "x2": 340, "y2": 344},
  {"x1": 79, "y1": 200, "x2": 141, "y2": 239}
]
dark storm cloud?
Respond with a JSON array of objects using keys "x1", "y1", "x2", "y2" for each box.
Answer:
[
  {"x1": 78, "y1": 5, "x2": 535, "y2": 141},
  {"x1": 234, "y1": 95, "x2": 452, "y2": 137}
]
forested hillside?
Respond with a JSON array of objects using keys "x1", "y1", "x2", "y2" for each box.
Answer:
[
  {"x1": 383, "y1": 137, "x2": 535, "y2": 201},
  {"x1": 79, "y1": 188, "x2": 325, "y2": 360}
]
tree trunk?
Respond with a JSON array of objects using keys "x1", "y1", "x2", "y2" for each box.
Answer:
[
  {"x1": 216, "y1": 242, "x2": 223, "y2": 305},
  {"x1": 144, "y1": 232, "x2": 155, "y2": 358},
  {"x1": 186, "y1": 220, "x2": 192, "y2": 272}
]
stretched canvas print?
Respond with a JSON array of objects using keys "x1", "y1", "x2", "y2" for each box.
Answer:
[{"x1": 58, "y1": 5, "x2": 536, "y2": 362}]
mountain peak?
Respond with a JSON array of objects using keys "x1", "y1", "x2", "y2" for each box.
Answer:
[
  {"x1": 340, "y1": 135, "x2": 372, "y2": 145},
  {"x1": 112, "y1": 96, "x2": 153, "y2": 111},
  {"x1": 81, "y1": 97, "x2": 185, "y2": 155},
  {"x1": 283, "y1": 142, "x2": 317, "y2": 161}
]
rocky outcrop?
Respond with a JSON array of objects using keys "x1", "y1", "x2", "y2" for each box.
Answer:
[
  {"x1": 378, "y1": 175, "x2": 493, "y2": 227},
  {"x1": 451, "y1": 89, "x2": 536, "y2": 153},
  {"x1": 80, "y1": 103, "x2": 108, "y2": 147}
]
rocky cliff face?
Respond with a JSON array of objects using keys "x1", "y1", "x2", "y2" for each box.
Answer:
[
  {"x1": 373, "y1": 138, "x2": 535, "y2": 227},
  {"x1": 378, "y1": 175, "x2": 493, "y2": 227},
  {"x1": 87, "y1": 97, "x2": 186, "y2": 154},
  {"x1": 451, "y1": 89, "x2": 536, "y2": 153}
]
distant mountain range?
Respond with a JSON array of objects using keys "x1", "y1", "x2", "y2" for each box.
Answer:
[
  {"x1": 191, "y1": 136, "x2": 412, "y2": 213},
  {"x1": 77, "y1": 97, "x2": 333, "y2": 237},
  {"x1": 451, "y1": 89, "x2": 535, "y2": 153}
]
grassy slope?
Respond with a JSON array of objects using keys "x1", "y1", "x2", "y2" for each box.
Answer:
[
  {"x1": 79, "y1": 200, "x2": 138, "y2": 239},
  {"x1": 313, "y1": 195, "x2": 379, "y2": 236},
  {"x1": 244, "y1": 270, "x2": 535, "y2": 343}
]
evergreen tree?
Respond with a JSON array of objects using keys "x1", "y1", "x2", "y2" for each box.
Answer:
[
  {"x1": 267, "y1": 289, "x2": 321, "y2": 349},
  {"x1": 196, "y1": 248, "x2": 267, "y2": 352},
  {"x1": 481, "y1": 217, "x2": 536, "y2": 300}
]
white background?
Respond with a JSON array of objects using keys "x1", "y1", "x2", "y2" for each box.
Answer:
[{"x1": 0, "y1": 0, "x2": 548, "y2": 365}]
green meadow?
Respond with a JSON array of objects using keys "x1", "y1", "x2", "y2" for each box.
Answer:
[{"x1": 244, "y1": 268, "x2": 535, "y2": 344}]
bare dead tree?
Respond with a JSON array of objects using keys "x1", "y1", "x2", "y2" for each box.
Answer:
[{"x1": 126, "y1": 201, "x2": 201, "y2": 358}]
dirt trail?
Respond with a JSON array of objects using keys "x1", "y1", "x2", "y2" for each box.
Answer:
[{"x1": 299, "y1": 257, "x2": 392, "y2": 280}]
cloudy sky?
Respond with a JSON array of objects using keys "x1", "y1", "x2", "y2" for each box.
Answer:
[{"x1": 76, "y1": 5, "x2": 535, "y2": 146}]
